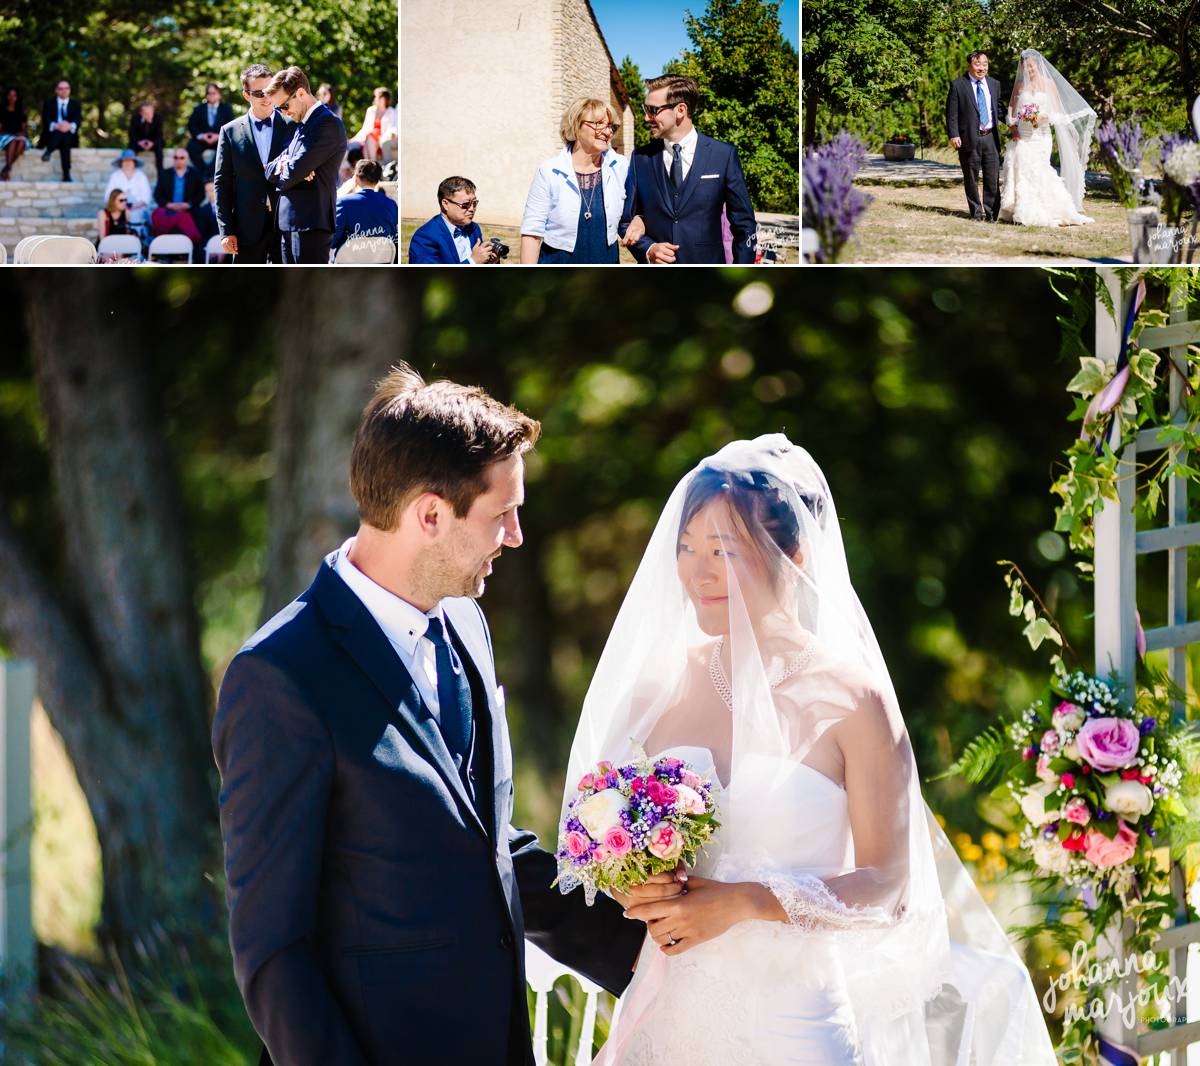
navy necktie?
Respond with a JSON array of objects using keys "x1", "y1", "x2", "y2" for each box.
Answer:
[
  {"x1": 975, "y1": 80, "x2": 988, "y2": 129},
  {"x1": 670, "y1": 143, "x2": 684, "y2": 197},
  {"x1": 424, "y1": 615, "x2": 473, "y2": 765},
  {"x1": 254, "y1": 118, "x2": 271, "y2": 133}
]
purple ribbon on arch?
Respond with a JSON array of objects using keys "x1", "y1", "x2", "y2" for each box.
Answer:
[
  {"x1": 1098, "y1": 1035, "x2": 1140, "y2": 1066},
  {"x1": 1081, "y1": 279, "x2": 1146, "y2": 449}
]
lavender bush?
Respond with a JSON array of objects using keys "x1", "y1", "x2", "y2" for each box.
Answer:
[
  {"x1": 1096, "y1": 117, "x2": 1145, "y2": 209},
  {"x1": 803, "y1": 131, "x2": 873, "y2": 264}
]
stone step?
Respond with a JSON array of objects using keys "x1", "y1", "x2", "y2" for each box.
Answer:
[
  {"x1": 0, "y1": 216, "x2": 97, "y2": 247},
  {"x1": 0, "y1": 182, "x2": 110, "y2": 219},
  {"x1": 7, "y1": 146, "x2": 184, "y2": 184}
]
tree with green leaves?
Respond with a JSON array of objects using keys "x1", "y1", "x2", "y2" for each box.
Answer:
[
  {"x1": 669, "y1": 0, "x2": 799, "y2": 212},
  {"x1": 618, "y1": 55, "x2": 652, "y2": 150}
]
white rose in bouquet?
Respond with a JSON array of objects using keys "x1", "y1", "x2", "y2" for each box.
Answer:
[
  {"x1": 1104, "y1": 779, "x2": 1154, "y2": 822},
  {"x1": 1019, "y1": 781, "x2": 1062, "y2": 826},
  {"x1": 1032, "y1": 835, "x2": 1071, "y2": 875},
  {"x1": 576, "y1": 789, "x2": 630, "y2": 839}
]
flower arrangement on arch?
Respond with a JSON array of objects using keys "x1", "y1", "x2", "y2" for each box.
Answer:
[{"x1": 554, "y1": 751, "x2": 720, "y2": 904}]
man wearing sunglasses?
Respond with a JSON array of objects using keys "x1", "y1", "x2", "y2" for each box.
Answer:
[
  {"x1": 619, "y1": 75, "x2": 757, "y2": 265},
  {"x1": 408, "y1": 176, "x2": 500, "y2": 264},
  {"x1": 214, "y1": 63, "x2": 293, "y2": 263},
  {"x1": 264, "y1": 66, "x2": 348, "y2": 264}
]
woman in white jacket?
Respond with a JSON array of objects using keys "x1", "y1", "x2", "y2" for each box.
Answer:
[
  {"x1": 520, "y1": 97, "x2": 642, "y2": 264},
  {"x1": 104, "y1": 150, "x2": 153, "y2": 232}
]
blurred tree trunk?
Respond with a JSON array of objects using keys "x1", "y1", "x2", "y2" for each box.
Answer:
[
  {"x1": 0, "y1": 275, "x2": 216, "y2": 951},
  {"x1": 260, "y1": 273, "x2": 418, "y2": 620}
]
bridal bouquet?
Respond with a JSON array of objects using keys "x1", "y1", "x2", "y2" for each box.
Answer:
[
  {"x1": 554, "y1": 752, "x2": 720, "y2": 902},
  {"x1": 1016, "y1": 102, "x2": 1041, "y2": 127}
]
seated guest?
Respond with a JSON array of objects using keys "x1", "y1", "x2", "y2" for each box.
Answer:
[
  {"x1": 129, "y1": 101, "x2": 164, "y2": 174},
  {"x1": 39, "y1": 79, "x2": 81, "y2": 181},
  {"x1": 332, "y1": 159, "x2": 398, "y2": 256},
  {"x1": 152, "y1": 148, "x2": 204, "y2": 249},
  {"x1": 316, "y1": 83, "x2": 342, "y2": 120},
  {"x1": 104, "y1": 149, "x2": 153, "y2": 232},
  {"x1": 350, "y1": 88, "x2": 396, "y2": 164},
  {"x1": 97, "y1": 188, "x2": 134, "y2": 244},
  {"x1": 408, "y1": 176, "x2": 500, "y2": 264},
  {"x1": 1, "y1": 86, "x2": 28, "y2": 181},
  {"x1": 186, "y1": 83, "x2": 233, "y2": 178},
  {"x1": 196, "y1": 180, "x2": 220, "y2": 245},
  {"x1": 520, "y1": 96, "x2": 633, "y2": 265}
]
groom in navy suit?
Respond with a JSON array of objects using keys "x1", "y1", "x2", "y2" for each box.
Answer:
[
  {"x1": 213, "y1": 365, "x2": 652, "y2": 1065},
  {"x1": 264, "y1": 66, "x2": 348, "y2": 264},
  {"x1": 620, "y1": 75, "x2": 757, "y2": 265},
  {"x1": 214, "y1": 63, "x2": 292, "y2": 264}
]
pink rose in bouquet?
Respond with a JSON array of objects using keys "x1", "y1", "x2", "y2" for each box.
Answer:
[
  {"x1": 1083, "y1": 821, "x2": 1138, "y2": 868},
  {"x1": 1076, "y1": 717, "x2": 1140, "y2": 771},
  {"x1": 604, "y1": 826, "x2": 634, "y2": 858},
  {"x1": 1063, "y1": 796, "x2": 1091, "y2": 825},
  {"x1": 647, "y1": 821, "x2": 685, "y2": 861}
]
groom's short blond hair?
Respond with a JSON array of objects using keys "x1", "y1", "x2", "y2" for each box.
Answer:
[
  {"x1": 560, "y1": 97, "x2": 619, "y2": 145},
  {"x1": 266, "y1": 66, "x2": 310, "y2": 97},
  {"x1": 351, "y1": 363, "x2": 541, "y2": 528}
]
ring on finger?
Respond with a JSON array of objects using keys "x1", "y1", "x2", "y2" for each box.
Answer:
[{"x1": 666, "y1": 932, "x2": 677, "y2": 946}]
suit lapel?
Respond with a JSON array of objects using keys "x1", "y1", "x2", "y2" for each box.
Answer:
[
  {"x1": 268, "y1": 118, "x2": 290, "y2": 163},
  {"x1": 310, "y1": 563, "x2": 488, "y2": 840},
  {"x1": 675, "y1": 133, "x2": 711, "y2": 214},
  {"x1": 649, "y1": 141, "x2": 672, "y2": 211},
  {"x1": 439, "y1": 218, "x2": 459, "y2": 262}
]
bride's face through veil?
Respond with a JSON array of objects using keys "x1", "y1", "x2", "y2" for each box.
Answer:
[{"x1": 674, "y1": 466, "x2": 812, "y2": 645}]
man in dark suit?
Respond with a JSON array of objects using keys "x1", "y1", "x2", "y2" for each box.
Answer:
[
  {"x1": 213, "y1": 365, "x2": 653, "y2": 1065},
  {"x1": 408, "y1": 175, "x2": 500, "y2": 264},
  {"x1": 151, "y1": 148, "x2": 205, "y2": 249},
  {"x1": 187, "y1": 82, "x2": 234, "y2": 179},
  {"x1": 39, "y1": 79, "x2": 82, "y2": 181},
  {"x1": 619, "y1": 75, "x2": 756, "y2": 265},
  {"x1": 129, "y1": 101, "x2": 164, "y2": 175},
  {"x1": 946, "y1": 51, "x2": 1005, "y2": 221},
  {"x1": 214, "y1": 63, "x2": 292, "y2": 264},
  {"x1": 332, "y1": 159, "x2": 398, "y2": 258},
  {"x1": 264, "y1": 66, "x2": 348, "y2": 264}
]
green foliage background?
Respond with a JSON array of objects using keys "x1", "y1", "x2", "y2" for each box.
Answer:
[{"x1": 0, "y1": 0, "x2": 395, "y2": 149}]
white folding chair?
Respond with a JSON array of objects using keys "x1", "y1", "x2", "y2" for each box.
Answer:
[
  {"x1": 524, "y1": 940, "x2": 603, "y2": 1066},
  {"x1": 0, "y1": 241, "x2": 6, "y2": 265},
  {"x1": 334, "y1": 237, "x2": 396, "y2": 264},
  {"x1": 147, "y1": 233, "x2": 194, "y2": 264},
  {"x1": 26, "y1": 236, "x2": 96, "y2": 265},
  {"x1": 13, "y1": 236, "x2": 51, "y2": 264},
  {"x1": 97, "y1": 234, "x2": 143, "y2": 260},
  {"x1": 203, "y1": 234, "x2": 228, "y2": 263}
]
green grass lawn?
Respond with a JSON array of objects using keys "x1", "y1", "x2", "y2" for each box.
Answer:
[{"x1": 842, "y1": 182, "x2": 1131, "y2": 264}]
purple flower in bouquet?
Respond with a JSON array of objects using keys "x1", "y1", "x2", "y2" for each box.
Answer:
[{"x1": 803, "y1": 131, "x2": 873, "y2": 264}]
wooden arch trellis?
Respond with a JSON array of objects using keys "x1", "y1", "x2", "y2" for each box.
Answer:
[{"x1": 1094, "y1": 270, "x2": 1199, "y2": 1066}]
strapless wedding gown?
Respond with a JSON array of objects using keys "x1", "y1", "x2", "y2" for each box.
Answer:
[
  {"x1": 614, "y1": 746, "x2": 864, "y2": 1066},
  {"x1": 999, "y1": 89, "x2": 1093, "y2": 227}
]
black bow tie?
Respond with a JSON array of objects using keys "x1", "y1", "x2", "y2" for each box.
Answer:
[
  {"x1": 454, "y1": 226, "x2": 470, "y2": 238},
  {"x1": 254, "y1": 118, "x2": 272, "y2": 132}
]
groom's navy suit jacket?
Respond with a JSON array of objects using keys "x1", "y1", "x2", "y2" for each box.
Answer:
[
  {"x1": 946, "y1": 75, "x2": 1005, "y2": 153},
  {"x1": 213, "y1": 558, "x2": 644, "y2": 1066},
  {"x1": 619, "y1": 132, "x2": 757, "y2": 264},
  {"x1": 265, "y1": 103, "x2": 348, "y2": 233}
]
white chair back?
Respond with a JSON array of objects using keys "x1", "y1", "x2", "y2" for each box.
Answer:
[
  {"x1": 203, "y1": 234, "x2": 227, "y2": 263},
  {"x1": 97, "y1": 234, "x2": 143, "y2": 260},
  {"x1": 26, "y1": 236, "x2": 97, "y2": 264},
  {"x1": 147, "y1": 233, "x2": 194, "y2": 263},
  {"x1": 334, "y1": 237, "x2": 396, "y2": 264},
  {"x1": 524, "y1": 940, "x2": 602, "y2": 1066},
  {"x1": 0, "y1": 241, "x2": 6, "y2": 265},
  {"x1": 13, "y1": 236, "x2": 51, "y2": 264}
]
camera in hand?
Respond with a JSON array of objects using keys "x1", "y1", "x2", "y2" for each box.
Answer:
[{"x1": 488, "y1": 237, "x2": 510, "y2": 260}]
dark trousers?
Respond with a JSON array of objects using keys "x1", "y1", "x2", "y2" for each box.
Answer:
[
  {"x1": 133, "y1": 145, "x2": 163, "y2": 175},
  {"x1": 236, "y1": 230, "x2": 275, "y2": 264},
  {"x1": 279, "y1": 229, "x2": 331, "y2": 264},
  {"x1": 958, "y1": 134, "x2": 1000, "y2": 220},
  {"x1": 44, "y1": 131, "x2": 71, "y2": 177},
  {"x1": 187, "y1": 137, "x2": 216, "y2": 179}
]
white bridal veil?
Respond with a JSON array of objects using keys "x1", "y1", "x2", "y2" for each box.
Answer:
[
  {"x1": 1009, "y1": 48, "x2": 1097, "y2": 209},
  {"x1": 560, "y1": 435, "x2": 1057, "y2": 1065}
]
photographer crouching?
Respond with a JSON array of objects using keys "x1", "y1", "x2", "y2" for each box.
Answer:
[{"x1": 408, "y1": 175, "x2": 508, "y2": 264}]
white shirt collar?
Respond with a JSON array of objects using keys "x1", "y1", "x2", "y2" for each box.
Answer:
[
  {"x1": 332, "y1": 537, "x2": 443, "y2": 657},
  {"x1": 665, "y1": 126, "x2": 699, "y2": 155},
  {"x1": 303, "y1": 100, "x2": 324, "y2": 125}
]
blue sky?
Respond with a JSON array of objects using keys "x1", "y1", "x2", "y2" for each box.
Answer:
[{"x1": 590, "y1": 0, "x2": 799, "y2": 82}]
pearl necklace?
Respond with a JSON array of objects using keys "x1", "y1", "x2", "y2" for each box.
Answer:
[{"x1": 707, "y1": 635, "x2": 814, "y2": 710}]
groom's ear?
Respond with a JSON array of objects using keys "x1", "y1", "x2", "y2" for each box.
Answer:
[{"x1": 410, "y1": 491, "x2": 448, "y2": 538}]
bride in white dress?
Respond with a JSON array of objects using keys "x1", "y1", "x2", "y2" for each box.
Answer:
[
  {"x1": 999, "y1": 48, "x2": 1096, "y2": 227},
  {"x1": 559, "y1": 436, "x2": 1058, "y2": 1065}
]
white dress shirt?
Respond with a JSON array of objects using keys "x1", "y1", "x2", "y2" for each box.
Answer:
[
  {"x1": 442, "y1": 214, "x2": 474, "y2": 263},
  {"x1": 972, "y1": 76, "x2": 993, "y2": 132},
  {"x1": 662, "y1": 126, "x2": 699, "y2": 182},
  {"x1": 104, "y1": 167, "x2": 154, "y2": 225},
  {"x1": 332, "y1": 537, "x2": 447, "y2": 718},
  {"x1": 250, "y1": 113, "x2": 274, "y2": 166},
  {"x1": 56, "y1": 97, "x2": 77, "y2": 133}
]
